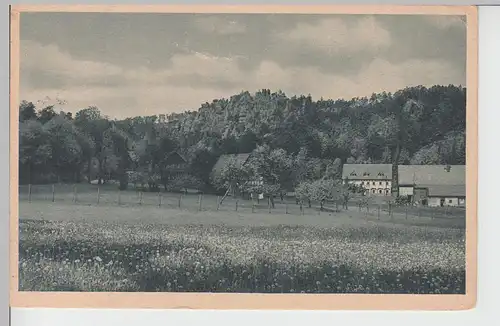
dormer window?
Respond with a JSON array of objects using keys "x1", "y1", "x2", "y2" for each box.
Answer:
[
  {"x1": 378, "y1": 172, "x2": 385, "y2": 176},
  {"x1": 363, "y1": 172, "x2": 370, "y2": 176},
  {"x1": 350, "y1": 171, "x2": 357, "y2": 176}
]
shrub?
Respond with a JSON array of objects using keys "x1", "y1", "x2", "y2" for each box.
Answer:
[{"x1": 166, "y1": 174, "x2": 204, "y2": 193}]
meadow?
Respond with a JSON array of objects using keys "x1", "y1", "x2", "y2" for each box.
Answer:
[
  {"x1": 18, "y1": 185, "x2": 466, "y2": 294},
  {"x1": 18, "y1": 184, "x2": 466, "y2": 228}
]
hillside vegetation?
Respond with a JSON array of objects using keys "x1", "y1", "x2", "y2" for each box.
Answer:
[{"x1": 19, "y1": 85, "x2": 466, "y2": 191}]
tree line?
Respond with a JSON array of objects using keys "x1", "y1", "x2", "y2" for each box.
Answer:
[{"x1": 18, "y1": 84, "x2": 466, "y2": 199}]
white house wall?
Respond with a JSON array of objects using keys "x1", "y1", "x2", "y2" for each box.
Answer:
[
  {"x1": 347, "y1": 180, "x2": 391, "y2": 196},
  {"x1": 428, "y1": 197, "x2": 441, "y2": 207},
  {"x1": 445, "y1": 197, "x2": 459, "y2": 206},
  {"x1": 399, "y1": 186, "x2": 414, "y2": 196},
  {"x1": 428, "y1": 197, "x2": 461, "y2": 207}
]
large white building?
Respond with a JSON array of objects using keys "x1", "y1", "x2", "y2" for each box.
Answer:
[
  {"x1": 342, "y1": 164, "x2": 392, "y2": 196},
  {"x1": 342, "y1": 164, "x2": 466, "y2": 207}
]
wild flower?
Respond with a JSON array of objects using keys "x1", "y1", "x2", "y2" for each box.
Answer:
[{"x1": 18, "y1": 219, "x2": 465, "y2": 294}]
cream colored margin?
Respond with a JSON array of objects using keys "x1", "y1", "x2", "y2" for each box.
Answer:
[{"x1": 9, "y1": 4, "x2": 478, "y2": 310}]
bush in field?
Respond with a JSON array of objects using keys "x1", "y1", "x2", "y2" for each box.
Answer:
[
  {"x1": 395, "y1": 195, "x2": 412, "y2": 206},
  {"x1": 246, "y1": 145, "x2": 294, "y2": 197},
  {"x1": 118, "y1": 173, "x2": 129, "y2": 190},
  {"x1": 127, "y1": 171, "x2": 147, "y2": 190},
  {"x1": 295, "y1": 181, "x2": 313, "y2": 208},
  {"x1": 348, "y1": 183, "x2": 365, "y2": 194},
  {"x1": 243, "y1": 183, "x2": 281, "y2": 207},
  {"x1": 211, "y1": 156, "x2": 252, "y2": 196},
  {"x1": 357, "y1": 196, "x2": 373, "y2": 210},
  {"x1": 309, "y1": 179, "x2": 343, "y2": 211},
  {"x1": 166, "y1": 174, "x2": 204, "y2": 193},
  {"x1": 147, "y1": 172, "x2": 162, "y2": 192},
  {"x1": 296, "y1": 179, "x2": 351, "y2": 210}
]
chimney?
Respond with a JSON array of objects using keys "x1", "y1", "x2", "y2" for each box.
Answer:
[{"x1": 391, "y1": 164, "x2": 399, "y2": 197}]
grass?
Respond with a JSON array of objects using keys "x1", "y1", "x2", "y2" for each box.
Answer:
[
  {"x1": 18, "y1": 200, "x2": 466, "y2": 293},
  {"x1": 18, "y1": 183, "x2": 466, "y2": 229}
]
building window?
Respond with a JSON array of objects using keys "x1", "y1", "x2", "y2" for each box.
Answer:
[
  {"x1": 378, "y1": 189, "x2": 382, "y2": 194},
  {"x1": 350, "y1": 171, "x2": 357, "y2": 176},
  {"x1": 361, "y1": 181, "x2": 364, "y2": 185},
  {"x1": 379, "y1": 181, "x2": 382, "y2": 185},
  {"x1": 372, "y1": 182, "x2": 375, "y2": 185},
  {"x1": 372, "y1": 189, "x2": 376, "y2": 194},
  {"x1": 363, "y1": 172, "x2": 370, "y2": 176},
  {"x1": 449, "y1": 199, "x2": 452, "y2": 204},
  {"x1": 386, "y1": 181, "x2": 389, "y2": 186}
]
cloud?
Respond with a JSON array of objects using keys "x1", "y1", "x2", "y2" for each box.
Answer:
[
  {"x1": 21, "y1": 40, "x2": 243, "y2": 87},
  {"x1": 193, "y1": 16, "x2": 247, "y2": 35},
  {"x1": 277, "y1": 16, "x2": 391, "y2": 55},
  {"x1": 21, "y1": 40, "x2": 123, "y2": 81},
  {"x1": 249, "y1": 58, "x2": 463, "y2": 101},
  {"x1": 20, "y1": 40, "x2": 464, "y2": 119}
]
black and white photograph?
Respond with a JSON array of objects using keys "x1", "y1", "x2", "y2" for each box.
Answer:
[{"x1": 16, "y1": 10, "x2": 470, "y2": 296}]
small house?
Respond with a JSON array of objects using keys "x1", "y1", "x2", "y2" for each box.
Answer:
[
  {"x1": 163, "y1": 151, "x2": 188, "y2": 178},
  {"x1": 398, "y1": 165, "x2": 465, "y2": 207}
]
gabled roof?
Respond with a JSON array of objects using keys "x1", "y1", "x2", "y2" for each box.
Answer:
[
  {"x1": 398, "y1": 165, "x2": 465, "y2": 186},
  {"x1": 341, "y1": 164, "x2": 466, "y2": 186},
  {"x1": 342, "y1": 164, "x2": 393, "y2": 180},
  {"x1": 164, "y1": 150, "x2": 187, "y2": 164},
  {"x1": 422, "y1": 184, "x2": 466, "y2": 197},
  {"x1": 211, "y1": 153, "x2": 251, "y2": 176}
]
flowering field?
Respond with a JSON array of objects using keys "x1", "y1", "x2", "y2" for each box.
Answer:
[{"x1": 19, "y1": 217, "x2": 466, "y2": 294}]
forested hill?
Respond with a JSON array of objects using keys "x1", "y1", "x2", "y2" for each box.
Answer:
[{"x1": 19, "y1": 84, "x2": 465, "y2": 185}]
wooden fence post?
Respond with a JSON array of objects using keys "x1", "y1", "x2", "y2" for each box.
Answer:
[
  {"x1": 73, "y1": 185, "x2": 77, "y2": 203},
  {"x1": 268, "y1": 197, "x2": 271, "y2": 214},
  {"x1": 300, "y1": 201, "x2": 304, "y2": 215},
  {"x1": 285, "y1": 202, "x2": 289, "y2": 214},
  {"x1": 28, "y1": 184, "x2": 32, "y2": 203},
  {"x1": 198, "y1": 194, "x2": 203, "y2": 211},
  {"x1": 216, "y1": 196, "x2": 220, "y2": 210},
  {"x1": 97, "y1": 187, "x2": 100, "y2": 204},
  {"x1": 178, "y1": 194, "x2": 182, "y2": 208},
  {"x1": 405, "y1": 207, "x2": 408, "y2": 220},
  {"x1": 159, "y1": 192, "x2": 162, "y2": 208},
  {"x1": 235, "y1": 200, "x2": 239, "y2": 211},
  {"x1": 118, "y1": 190, "x2": 121, "y2": 205},
  {"x1": 139, "y1": 191, "x2": 143, "y2": 205},
  {"x1": 377, "y1": 205, "x2": 380, "y2": 219},
  {"x1": 52, "y1": 184, "x2": 55, "y2": 202}
]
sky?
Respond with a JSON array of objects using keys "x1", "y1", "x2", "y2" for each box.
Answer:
[{"x1": 19, "y1": 13, "x2": 467, "y2": 119}]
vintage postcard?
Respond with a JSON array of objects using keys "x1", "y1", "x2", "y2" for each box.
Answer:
[{"x1": 10, "y1": 5, "x2": 478, "y2": 310}]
